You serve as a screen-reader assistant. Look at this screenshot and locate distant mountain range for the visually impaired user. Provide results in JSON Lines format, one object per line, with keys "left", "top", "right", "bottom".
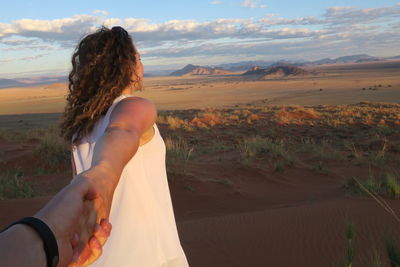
{"left": 308, "top": 54, "right": 381, "bottom": 65}
{"left": 216, "top": 61, "right": 276, "bottom": 71}
{"left": 243, "top": 65, "right": 313, "bottom": 79}
{"left": 216, "top": 54, "right": 387, "bottom": 72}
{"left": 1, "top": 54, "right": 399, "bottom": 87}
{"left": 170, "top": 64, "right": 234, "bottom": 76}
{"left": 169, "top": 54, "right": 400, "bottom": 76}
{"left": 0, "top": 79, "right": 27, "bottom": 89}
{"left": 0, "top": 76, "right": 67, "bottom": 89}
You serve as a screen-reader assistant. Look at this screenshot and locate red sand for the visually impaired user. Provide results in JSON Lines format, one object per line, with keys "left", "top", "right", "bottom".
{"left": 1, "top": 192, "right": 399, "bottom": 266}
{"left": 1, "top": 167, "right": 399, "bottom": 266}
{"left": 1, "top": 122, "right": 400, "bottom": 266}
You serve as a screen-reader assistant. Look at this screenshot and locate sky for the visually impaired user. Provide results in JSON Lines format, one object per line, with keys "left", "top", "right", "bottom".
{"left": 0, "top": 0, "right": 399, "bottom": 78}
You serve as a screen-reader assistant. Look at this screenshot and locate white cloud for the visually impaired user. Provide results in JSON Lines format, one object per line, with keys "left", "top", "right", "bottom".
{"left": 0, "top": 37, "right": 55, "bottom": 51}
{"left": 323, "top": 5, "right": 400, "bottom": 24}
{"left": 211, "top": 0, "right": 222, "bottom": 5}
{"left": 0, "top": 58, "right": 14, "bottom": 63}
{"left": 242, "top": 0, "right": 257, "bottom": 8}
{"left": 261, "top": 14, "right": 321, "bottom": 25}
{"left": 242, "top": 0, "right": 266, "bottom": 9}
{"left": 103, "top": 18, "right": 122, "bottom": 27}
{"left": 0, "top": 53, "right": 49, "bottom": 63}
{"left": 93, "top": 10, "right": 109, "bottom": 16}
{"left": 0, "top": 3, "right": 399, "bottom": 65}
{"left": 0, "top": 14, "right": 102, "bottom": 47}
{"left": 1, "top": 4, "right": 397, "bottom": 45}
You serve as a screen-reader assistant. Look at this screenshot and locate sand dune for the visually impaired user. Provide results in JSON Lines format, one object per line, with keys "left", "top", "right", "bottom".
{"left": 179, "top": 199, "right": 400, "bottom": 267}
{"left": 1, "top": 191, "right": 398, "bottom": 266}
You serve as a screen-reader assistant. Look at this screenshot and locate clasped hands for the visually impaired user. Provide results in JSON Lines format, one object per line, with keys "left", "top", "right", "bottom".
{"left": 35, "top": 168, "right": 114, "bottom": 267}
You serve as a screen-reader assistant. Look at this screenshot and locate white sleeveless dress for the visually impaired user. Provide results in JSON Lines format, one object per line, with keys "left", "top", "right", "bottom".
{"left": 72, "top": 95, "right": 189, "bottom": 267}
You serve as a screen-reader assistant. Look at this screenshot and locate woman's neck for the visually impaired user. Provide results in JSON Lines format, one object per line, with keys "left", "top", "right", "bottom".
{"left": 121, "top": 88, "right": 133, "bottom": 96}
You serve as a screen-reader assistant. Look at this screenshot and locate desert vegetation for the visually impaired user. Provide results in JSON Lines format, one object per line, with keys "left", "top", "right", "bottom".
{"left": 2, "top": 101, "right": 400, "bottom": 198}
{"left": 1, "top": 101, "right": 400, "bottom": 265}
{"left": 334, "top": 218, "right": 400, "bottom": 267}
{"left": 0, "top": 126, "right": 70, "bottom": 198}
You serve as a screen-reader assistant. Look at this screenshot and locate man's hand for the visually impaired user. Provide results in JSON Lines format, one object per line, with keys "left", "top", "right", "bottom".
{"left": 72, "top": 166, "right": 116, "bottom": 227}
{"left": 35, "top": 173, "right": 111, "bottom": 267}
{"left": 69, "top": 219, "right": 112, "bottom": 267}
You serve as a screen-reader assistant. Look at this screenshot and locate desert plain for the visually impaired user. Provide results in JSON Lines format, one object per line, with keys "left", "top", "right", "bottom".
{"left": 1, "top": 60, "right": 400, "bottom": 266}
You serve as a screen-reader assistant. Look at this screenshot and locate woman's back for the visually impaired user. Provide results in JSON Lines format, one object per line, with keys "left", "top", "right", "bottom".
{"left": 73, "top": 95, "right": 189, "bottom": 266}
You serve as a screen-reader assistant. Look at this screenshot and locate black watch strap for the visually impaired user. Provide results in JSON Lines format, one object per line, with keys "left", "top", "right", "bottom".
{"left": 1, "top": 217, "right": 59, "bottom": 267}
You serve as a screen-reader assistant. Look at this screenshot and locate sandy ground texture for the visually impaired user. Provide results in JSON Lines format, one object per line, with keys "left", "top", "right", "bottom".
{"left": 1, "top": 102, "right": 400, "bottom": 266}
{"left": 1, "top": 183, "right": 400, "bottom": 267}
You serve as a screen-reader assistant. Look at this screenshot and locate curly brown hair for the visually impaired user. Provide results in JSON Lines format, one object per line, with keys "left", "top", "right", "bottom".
{"left": 61, "top": 26, "right": 140, "bottom": 144}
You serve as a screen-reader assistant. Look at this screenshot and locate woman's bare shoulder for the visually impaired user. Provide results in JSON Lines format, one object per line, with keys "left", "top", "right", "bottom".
{"left": 109, "top": 96, "right": 157, "bottom": 132}
{"left": 120, "top": 96, "right": 155, "bottom": 107}
{"left": 114, "top": 97, "right": 156, "bottom": 115}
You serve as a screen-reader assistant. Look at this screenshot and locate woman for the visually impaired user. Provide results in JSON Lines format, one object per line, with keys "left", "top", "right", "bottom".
{"left": 61, "top": 26, "right": 189, "bottom": 267}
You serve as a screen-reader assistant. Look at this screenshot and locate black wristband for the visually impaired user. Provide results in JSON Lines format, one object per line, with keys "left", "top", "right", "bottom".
{"left": 1, "top": 217, "right": 59, "bottom": 267}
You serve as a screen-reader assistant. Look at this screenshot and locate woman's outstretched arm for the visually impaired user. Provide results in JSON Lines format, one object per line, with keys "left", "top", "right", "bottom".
{"left": 79, "top": 97, "right": 157, "bottom": 221}
{"left": 69, "top": 97, "right": 156, "bottom": 265}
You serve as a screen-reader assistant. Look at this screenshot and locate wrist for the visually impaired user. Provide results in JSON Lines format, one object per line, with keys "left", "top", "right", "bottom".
{"left": 84, "top": 163, "right": 119, "bottom": 189}
{"left": 2, "top": 224, "right": 47, "bottom": 267}
{"left": 76, "top": 166, "right": 118, "bottom": 209}
{"left": 19, "top": 224, "right": 47, "bottom": 266}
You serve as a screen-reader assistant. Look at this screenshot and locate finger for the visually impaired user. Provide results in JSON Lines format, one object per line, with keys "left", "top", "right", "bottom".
{"left": 93, "top": 198, "right": 108, "bottom": 222}
{"left": 69, "top": 249, "right": 79, "bottom": 267}
{"left": 73, "top": 243, "right": 92, "bottom": 267}
{"left": 86, "top": 201, "right": 98, "bottom": 227}
{"left": 71, "top": 174, "right": 101, "bottom": 202}
{"left": 100, "top": 219, "right": 112, "bottom": 236}
{"left": 71, "top": 176, "right": 96, "bottom": 200}
{"left": 93, "top": 224, "right": 108, "bottom": 246}
{"left": 71, "top": 232, "right": 80, "bottom": 249}
{"left": 84, "top": 185, "right": 99, "bottom": 201}
{"left": 81, "top": 237, "right": 103, "bottom": 267}
{"left": 93, "top": 225, "right": 108, "bottom": 246}
{"left": 69, "top": 243, "right": 90, "bottom": 267}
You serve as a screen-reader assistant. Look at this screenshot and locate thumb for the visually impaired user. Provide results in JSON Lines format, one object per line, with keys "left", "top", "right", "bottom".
{"left": 72, "top": 176, "right": 99, "bottom": 201}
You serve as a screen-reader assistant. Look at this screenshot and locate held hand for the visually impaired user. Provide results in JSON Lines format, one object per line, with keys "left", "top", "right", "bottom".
{"left": 72, "top": 167, "right": 116, "bottom": 226}
{"left": 69, "top": 219, "right": 112, "bottom": 267}
{"left": 35, "top": 173, "right": 111, "bottom": 267}
{"left": 68, "top": 200, "right": 112, "bottom": 267}
{"left": 67, "top": 169, "right": 114, "bottom": 266}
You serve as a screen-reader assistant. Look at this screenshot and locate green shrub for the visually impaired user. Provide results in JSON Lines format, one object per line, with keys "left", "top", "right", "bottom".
{"left": 344, "top": 220, "right": 355, "bottom": 267}
{"left": 370, "top": 249, "right": 383, "bottom": 267}
{"left": 385, "top": 174, "right": 400, "bottom": 199}
{"left": 385, "top": 238, "right": 400, "bottom": 267}
{"left": 344, "top": 174, "right": 382, "bottom": 197}
{"left": 0, "top": 170, "right": 34, "bottom": 199}
{"left": 34, "top": 128, "right": 69, "bottom": 166}
{"left": 238, "top": 136, "right": 286, "bottom": 161}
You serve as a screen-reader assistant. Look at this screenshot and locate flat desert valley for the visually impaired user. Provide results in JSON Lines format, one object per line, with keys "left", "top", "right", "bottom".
{"left": 1, "top": 60, "right": 400, "bottom": 116}
{"left": 1, "top": 60, "right": 400, "bottom": 266}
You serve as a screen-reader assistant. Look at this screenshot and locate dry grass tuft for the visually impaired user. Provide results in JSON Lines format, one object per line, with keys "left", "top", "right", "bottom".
{"left": 165, "top": 136, "right": 194, "bottom": 175}
{"left": 273, "top": 106, "right": 320, "bottom": 124}
{"left": 33, "top": 127, "right": 70, "bottom": 166}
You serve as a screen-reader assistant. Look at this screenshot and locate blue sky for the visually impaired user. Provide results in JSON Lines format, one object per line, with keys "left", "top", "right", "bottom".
{"left": 2, "top": 0, "right": 397, "bottom": 23}
{"left": 1, "top": 0, "right": 399, "bottom": 77}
